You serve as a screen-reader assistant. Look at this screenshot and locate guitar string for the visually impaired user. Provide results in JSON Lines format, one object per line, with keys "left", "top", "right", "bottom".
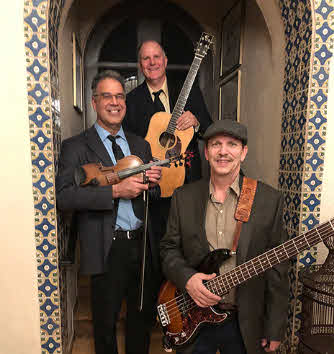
{"left": 164, "top": 227, "right": 334, "bottom": 322}
{"left": 161, "top": 224, "right": 334, "bottom": 321}
{"left": 163, "top": 226, "right": 333, "bottom": 319}
{"left": 163, "top": 227, "right": 333, "bottom": 321}
{"left": 161, "top": 222, "right": 332, "bottom": 311}
{"left": 167, "top": 59, "right": 201, "bottom": 133}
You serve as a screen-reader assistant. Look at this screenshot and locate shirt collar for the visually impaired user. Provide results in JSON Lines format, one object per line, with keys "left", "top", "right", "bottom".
{"left": 146, "top": 77, "right": 168, "bottom": 97}
{"left": 94, "top": 122, "right": 126, "bottom": 142}
{"left": 209, "top": 175, "right": 240, "bottom": 202}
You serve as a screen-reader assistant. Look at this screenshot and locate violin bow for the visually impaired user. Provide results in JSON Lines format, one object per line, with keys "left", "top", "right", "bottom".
{"left": 138, "top": 171, "right": 149, "bottom": 311}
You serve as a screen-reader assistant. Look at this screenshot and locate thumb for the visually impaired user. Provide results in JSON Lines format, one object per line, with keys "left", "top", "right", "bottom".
{"left": 201, "top": 273, "right": 216, "bottom": 280}
{"left": 261, "top": 338, "right": 267, "bottom": 347}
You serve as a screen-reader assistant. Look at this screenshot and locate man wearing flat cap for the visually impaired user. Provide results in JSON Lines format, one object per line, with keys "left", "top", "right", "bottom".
{"left": 160, "top": 120, "right": 289, "bottom": 354}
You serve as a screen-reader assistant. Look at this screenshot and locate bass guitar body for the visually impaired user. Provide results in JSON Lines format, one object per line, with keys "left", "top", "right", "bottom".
{"left": 145, "top": 111, "right": 193, "bottom": 198}
{"left": 158, "top": 281, "right": 230, "bottom": 350}
{"left": 157, "top": 249, "right": 233, "bottom": 350}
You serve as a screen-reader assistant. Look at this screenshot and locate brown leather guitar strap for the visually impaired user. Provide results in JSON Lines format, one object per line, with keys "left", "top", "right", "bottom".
{"left": 231, "top": 177, "right": 257, "bottom": 253}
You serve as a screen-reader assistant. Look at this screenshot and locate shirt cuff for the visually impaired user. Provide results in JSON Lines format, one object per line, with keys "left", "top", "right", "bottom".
{"left": 194, "top": 122, "right": 200, "bottom": 133}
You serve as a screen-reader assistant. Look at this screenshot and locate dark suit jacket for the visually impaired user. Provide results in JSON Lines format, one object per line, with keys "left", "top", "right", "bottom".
{"left": 160, "top": 177, "right": 289, "bottom": 354}
{"left": 56, "top": 126, "right": 160, "bottom": 275}
{"left": 123, "top": 78, "right": 212, "bottom": 183}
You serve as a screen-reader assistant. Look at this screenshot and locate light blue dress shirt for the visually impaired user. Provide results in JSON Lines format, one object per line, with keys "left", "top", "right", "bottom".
{"left": 94, "top": 122, "right": 142, "bottom": 230}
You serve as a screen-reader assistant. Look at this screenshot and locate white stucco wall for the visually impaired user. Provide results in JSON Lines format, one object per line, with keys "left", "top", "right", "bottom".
{"left": 0, "top": 1, "right": 40, "bottom": 353}
{"left": 241, "top": 0, "right": 284, "bottom": 188}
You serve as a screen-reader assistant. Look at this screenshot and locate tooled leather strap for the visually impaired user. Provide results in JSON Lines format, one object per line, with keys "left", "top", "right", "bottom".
{"left": 231, "top": 177, "right": 257, "bottom": 252}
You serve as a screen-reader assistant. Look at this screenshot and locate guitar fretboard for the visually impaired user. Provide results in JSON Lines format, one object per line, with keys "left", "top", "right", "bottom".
{"left": 166, "top": 57, "right": 203, "bottom": 134}
{"left": 205, "top": 218, "right": 334, "bottom": 297}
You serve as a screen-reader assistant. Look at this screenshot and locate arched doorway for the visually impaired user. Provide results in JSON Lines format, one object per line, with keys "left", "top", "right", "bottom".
{"left": 21, "top": 0, "right": 334, "bottom": 352}
{"left": 84, "top": 0, "right": 214, "bottom": 128}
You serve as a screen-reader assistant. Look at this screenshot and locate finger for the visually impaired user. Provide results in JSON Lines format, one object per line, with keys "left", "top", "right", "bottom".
{"left": 130, "top": 175, "right": 144, "bottom": 182}
{"left": 146, "top": 169, "right": 161, "bottom": 177}
{"left": 200, "top": 273, "right": 216, "bottom": 279}
{"left": 261, "top": 339, "right": 267, "bottom": 347}
{"left": 193, "top": 298, "right": 209, "bottom": 308}
{"left": 200, "top": 288, "right": 221, "bottom": 302}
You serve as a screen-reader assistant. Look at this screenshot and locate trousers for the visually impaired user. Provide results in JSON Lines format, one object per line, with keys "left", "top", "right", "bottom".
{"left": 91, "top": 238, "right": 160, "bottom": 354}
{"left": 176, "top": 315, "right": 247, "bottom": 354}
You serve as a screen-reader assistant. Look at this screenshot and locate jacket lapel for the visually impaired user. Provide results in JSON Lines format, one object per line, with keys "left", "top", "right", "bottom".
{"left": 125, "top": 131, "right": 139, "bottom": 156}
{"left": 141, "top": 82, "right": 156, "bottom": 116}
{"left": 196, "top": 179, "right": 211, "bottom": 252}
{"left": 85, "top": 126, "right": 113, "bottom": 165}
{"left": 167, "top": 78, "right": 180, "bottom": 111}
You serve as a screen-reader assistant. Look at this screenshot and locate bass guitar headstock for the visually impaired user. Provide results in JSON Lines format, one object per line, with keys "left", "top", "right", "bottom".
{"left": 195, "top": 32, "right": 214, "bottom": 59}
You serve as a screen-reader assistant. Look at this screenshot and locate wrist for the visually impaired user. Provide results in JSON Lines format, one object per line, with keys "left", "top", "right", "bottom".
{"left": 112, "top": 184, "right": 120, "bottom": 198}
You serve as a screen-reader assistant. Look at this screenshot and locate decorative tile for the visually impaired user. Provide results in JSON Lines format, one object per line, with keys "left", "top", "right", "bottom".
{"left": 22, "top": 0, "right": 334, "bottom": 353}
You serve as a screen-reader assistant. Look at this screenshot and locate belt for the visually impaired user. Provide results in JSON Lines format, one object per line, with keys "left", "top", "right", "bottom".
{"left": 113, "top": 227, "right": 143, "bottom": 241}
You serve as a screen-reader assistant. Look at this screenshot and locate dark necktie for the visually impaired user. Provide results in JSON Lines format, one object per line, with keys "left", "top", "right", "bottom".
{"left": 152, "top": 89, "right": 166, "bottom": 113}
{"left": 107, "top": 135, "right": 124, "bottom": 161}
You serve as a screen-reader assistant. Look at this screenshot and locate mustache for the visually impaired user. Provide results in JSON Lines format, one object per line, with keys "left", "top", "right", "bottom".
{"left": 214, "top": 153, "right": 232, "bottom": 162}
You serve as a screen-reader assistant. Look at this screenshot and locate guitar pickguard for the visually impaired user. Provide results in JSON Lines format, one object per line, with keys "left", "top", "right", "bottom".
{"left": 163, "top": 301, "right": 231, "bottom": 349}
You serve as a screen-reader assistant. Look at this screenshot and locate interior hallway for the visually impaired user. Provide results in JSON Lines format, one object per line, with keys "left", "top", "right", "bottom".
{"left": 71, "top": 275, "right": 166, "bottom": 354}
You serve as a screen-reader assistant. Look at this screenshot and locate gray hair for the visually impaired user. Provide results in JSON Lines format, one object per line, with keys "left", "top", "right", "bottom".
{"left": 91, "top": 70, "right": 125, "bottom": 94}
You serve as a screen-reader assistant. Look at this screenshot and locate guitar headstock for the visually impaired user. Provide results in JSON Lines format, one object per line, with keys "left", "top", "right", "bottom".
{"left": 195, "top": 32, "right": 214, "bottom": 59}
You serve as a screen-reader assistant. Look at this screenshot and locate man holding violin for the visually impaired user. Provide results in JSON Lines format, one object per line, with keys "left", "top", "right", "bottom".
{"left": 56, "top": 70, "right": 162, "bottom": 354}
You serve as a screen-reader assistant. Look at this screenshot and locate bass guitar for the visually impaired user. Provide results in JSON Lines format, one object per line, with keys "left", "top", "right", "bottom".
{"left": 145, "top": 32, "right": 214, "bottom": 198}
{"left": 74, "top": 154, "right": 185, "bottom": 187}
{"left": 157, "top": 218, "right": 334, "bottom": 351}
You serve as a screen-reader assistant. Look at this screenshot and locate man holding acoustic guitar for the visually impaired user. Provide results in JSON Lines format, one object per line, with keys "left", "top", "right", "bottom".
{"left": 123, "top": 39, "right": 212, "bottom": 241}
{"left": 56, "top": 70, "right": 163, "bottom": 354}
{"left": 160, "top": 120, "right": 289, "bottom": 353}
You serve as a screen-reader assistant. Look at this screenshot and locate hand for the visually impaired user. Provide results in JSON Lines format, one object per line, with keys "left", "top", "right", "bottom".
{"left": 145, "top": 164, "right": 162, "bottom": 187}
{"left": 176, "top": 111, "right": 199, "bottom": 131}
{"left": 185, "top": 273, "right": 221, "bottom": 308}
{"left": 112, "top": 175, "right": 148, "bottom": 199}
{"left": 261, "top": 339, "right": 281, "bottom": 352}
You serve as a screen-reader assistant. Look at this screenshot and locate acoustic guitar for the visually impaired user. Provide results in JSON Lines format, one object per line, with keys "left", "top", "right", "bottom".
{"left": 145, "top": 33, "right": 214, "bottom": 198}
{"left": 157, "top": 218, "right": 334, "bottom": 351}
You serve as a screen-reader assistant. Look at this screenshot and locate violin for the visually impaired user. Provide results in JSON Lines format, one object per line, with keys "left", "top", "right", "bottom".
{"left": 74, "top": 154, "right": 185, "bottom": 187}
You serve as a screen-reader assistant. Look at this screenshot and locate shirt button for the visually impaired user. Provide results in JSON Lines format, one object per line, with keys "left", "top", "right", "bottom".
{"left": 220, "top": 210, "right": 223, "bottom": 214}
{"left": 218, "top": 231, "right": 222, "bottom": 235}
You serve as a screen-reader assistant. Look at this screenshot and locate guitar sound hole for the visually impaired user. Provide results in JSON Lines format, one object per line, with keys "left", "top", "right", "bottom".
{"left": 160, "top": 132, "right": 175, "bottom": 149}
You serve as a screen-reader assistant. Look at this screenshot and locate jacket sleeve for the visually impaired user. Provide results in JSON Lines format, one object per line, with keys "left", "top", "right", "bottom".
{"left": 187, "top": 81, "right": 212, "bottom": 136}
{"left": 140, "top": 138, "right": 161, "bottom": 201}
{"left": 56, "top": 139, "right": 115, "bottom": 212}
{"left": 160, "top": 190, "right": 197, "bottom": 290}
{"left": 263, "top": 193, "right": 289, "bottom": 341}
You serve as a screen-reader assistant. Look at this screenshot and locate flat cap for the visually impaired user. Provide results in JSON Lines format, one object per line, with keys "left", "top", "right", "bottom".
{"left": 203, "top": 119, "right": 248, "bottom": 145}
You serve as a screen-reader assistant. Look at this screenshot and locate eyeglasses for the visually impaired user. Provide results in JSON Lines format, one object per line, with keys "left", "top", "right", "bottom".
{"left": 93, "top": 92, "right": 126, "bottom": 101}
